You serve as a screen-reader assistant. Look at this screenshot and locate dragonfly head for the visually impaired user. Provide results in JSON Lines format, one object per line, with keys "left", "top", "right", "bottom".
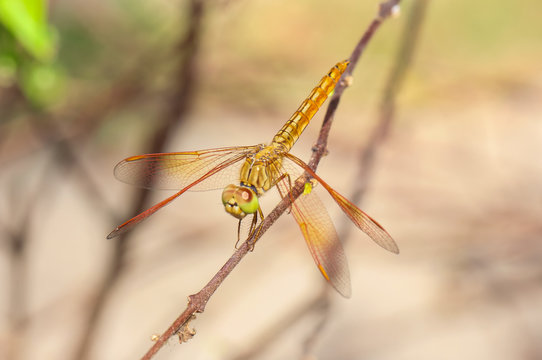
{"left": 221, "top": 184, "right": 259, "bottom": 219}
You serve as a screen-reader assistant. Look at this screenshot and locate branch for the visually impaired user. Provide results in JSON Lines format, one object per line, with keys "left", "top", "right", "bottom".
{"left": 73, "top": 1, "right": 206, "bottom": 359}
{"left": 229, "top": 1, "right": 424, "bottom": 358}
{"left": 232, "top": 288, "right": 329, "bottom": 360}
{"left": 2, "top": 154, "right": 61, "bottom": 360}
{"left": 141, "top": 1, "right": 402, "bottom": 359}
{"left": 348, "top": 0, "right": 427, "bottom": 210}
{"left": 302, "top": 0, "right": 427, "bottom": 357}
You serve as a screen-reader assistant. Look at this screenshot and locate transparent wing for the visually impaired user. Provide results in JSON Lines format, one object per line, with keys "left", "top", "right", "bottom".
{"left": 113, "top": 145, "right": 262, "bottom": 191}
{"left": 277, "top": 177, "right": 351, "bottom": 298}
{"left": 107, "top": 147, "right": 257, "bottom": 239}
{"left": 282, "top": 153, "right": 399, "bottom": 254}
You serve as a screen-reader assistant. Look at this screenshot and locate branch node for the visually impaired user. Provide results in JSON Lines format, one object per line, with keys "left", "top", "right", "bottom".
{"left": 188, "top": 293, "right": 207, "bottom": 313}
{"left": 341, "top": 75, "right": 354, "bottom": 88}
{"left": 391, "top": 4, "right": 401, "bottom": 18}
{"left": 311, "top": 144, "right": 329, "bottom": 158}
{"left": 378, "top": 0, "right": 400, "bottom": 20}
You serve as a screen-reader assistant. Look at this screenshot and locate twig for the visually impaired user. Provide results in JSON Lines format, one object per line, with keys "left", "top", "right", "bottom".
{"left": 232, "top": 288, "right": 329, "bottom": 360}
{"left": 2, "top": 155, "right": 59, "bottom": 360}
{"left": 72, "top": 1, "right": 206, "bottom": 359}
{"left": 0, "top": 70, "right": 144, "bottom": 166}
{"left": 229, "top": 0, "right": 418, "bottom": 357}
{"left": 302, "top": 0, "right": 427, "bottom": 358}
{"left": 23, "top": 113, "right": 120, "bottom": 221}
{"left": 141, "top": 1, "right": 402, "bottom": 359}
{"left": 347, "top": 0, "right": 427, "bottom": 211}
{"left": 0, "top": 18, "right": 177, "bottom": 167}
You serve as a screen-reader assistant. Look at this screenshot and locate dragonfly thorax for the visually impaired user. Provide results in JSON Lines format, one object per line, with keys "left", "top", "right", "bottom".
{"left": 239, "top": 145, "right": 284, "bottom": 195}
{"left": 221, "top": 184, "right": 259, "bottom": 219}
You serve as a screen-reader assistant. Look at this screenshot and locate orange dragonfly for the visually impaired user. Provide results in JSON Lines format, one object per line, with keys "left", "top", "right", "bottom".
{"left": 108, "top": 60, "right": 399, "bottom": 297}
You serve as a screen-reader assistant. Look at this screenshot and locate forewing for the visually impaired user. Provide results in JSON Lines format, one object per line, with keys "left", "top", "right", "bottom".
{"left": 277, "top": 178, "right": 351, "bottom": 298}
{"left": 108, "top": 148, "right": 251, "bottom": 238}
{"left": 283, "top": 153, "right": 399, "bottom": 254}
{"left": 113, "top": 145, "right": 261, "bottom": 191}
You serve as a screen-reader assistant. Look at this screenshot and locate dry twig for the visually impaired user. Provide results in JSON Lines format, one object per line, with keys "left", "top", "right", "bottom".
{"left": 2, "top": 154, "right": 61, "bottom": 360}
{"left": 301, "top": 1, "right": 428, "bottom": 357}
{"left": 72, "top": 1, "right": 206, "bottom": 359}
{"left": 141, "top": 1, "right": 403, "bottom": 359}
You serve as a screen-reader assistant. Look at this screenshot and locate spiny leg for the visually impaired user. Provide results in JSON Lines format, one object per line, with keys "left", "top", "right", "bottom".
{"left": 235, "top": 218, "right": 243, "bottom": 249}
{"left": 234, "top": 207, "right": 264, "bottom": 250}
{"left": 274, "top": 172, "right": 295, "bottom": 214}
{"left": 247, "top": 207, "right": 266, "bottom": 251}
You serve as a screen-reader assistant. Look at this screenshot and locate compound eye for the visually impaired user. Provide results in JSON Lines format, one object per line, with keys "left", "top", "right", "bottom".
{"left": 222, "top": 184, "right": 237, "bottom": 204}
{"left": 237, "top": 187, "right": 259, "bottom": 214}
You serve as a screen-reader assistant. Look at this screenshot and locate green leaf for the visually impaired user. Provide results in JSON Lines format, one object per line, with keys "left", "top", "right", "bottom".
{"left": 0, "top": 0, "right": 56, "bottom": 61}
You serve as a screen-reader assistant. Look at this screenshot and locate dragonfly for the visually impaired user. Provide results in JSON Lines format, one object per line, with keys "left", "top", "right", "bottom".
{"left": 107, "top": 60, "right": 399, "bottom": 297}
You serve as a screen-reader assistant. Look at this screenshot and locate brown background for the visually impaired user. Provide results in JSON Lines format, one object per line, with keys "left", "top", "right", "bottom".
{"left": 1, "top": 0, "right": 541, "bottom": 359}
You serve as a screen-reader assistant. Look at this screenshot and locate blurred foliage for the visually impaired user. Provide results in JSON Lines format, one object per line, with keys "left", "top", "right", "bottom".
{"left": 2, "top": 0, "right": 540, "bottom": 115}
{"left": 0, "top": 0, "right": 55, "bottom": 60}
{"left": 0, "top": 0, "right": 63, "bottom": 107}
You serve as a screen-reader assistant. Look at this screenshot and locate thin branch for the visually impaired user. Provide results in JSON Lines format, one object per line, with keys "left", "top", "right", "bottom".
{"left": 22, "top": 113, "right": 120, "bottom": 222}
{"left": 309, "top": 0, "right": 400, "bottom": 168}
{"left": 72, "top": 1, "right": 206, "bottom": 359}
{"left": 232, "top": 288, "right": 329, "bottom": 360}
{"left": 0, "top": 18, "right": 178, "bottom": 167}
{"left": 2, "top": 155, "right": 59, "bottom": 360}
{"left": 348, "top": 0, "right": 427, "bottom": 210}
{"left": 141, "top": 1, "right": 402, "bottom": 359}
{"left": 302, "top": 1, "right": 428, "bottom": 357}
{"left": 0, "top": 69, "right": 144, "bottom": 166}
{"left": 227, "top": 1, "right": 422, "bottom": 358}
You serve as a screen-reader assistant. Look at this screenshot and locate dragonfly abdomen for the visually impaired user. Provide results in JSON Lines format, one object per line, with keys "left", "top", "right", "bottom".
{"left": 271, "top": 60, "right": 349, "bottom": 152}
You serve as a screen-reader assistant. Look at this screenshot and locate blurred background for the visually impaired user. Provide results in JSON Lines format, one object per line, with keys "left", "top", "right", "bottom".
{"left": 1, "top": 0, "right": 541, "bottom": 359}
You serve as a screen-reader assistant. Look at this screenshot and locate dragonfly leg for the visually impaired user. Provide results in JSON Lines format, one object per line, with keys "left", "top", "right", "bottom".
{"left": 275, "top": 173, "right": 295, "bottom": 214}
{"left": 246, "top": 207, "right": 266, "bottom": 251}
{"left": 247, "top": 214, "right": 258, "bottom": 252}
{"left": 235, "top": 219, "right": 243, "bottom": 249}
{"left": 234, "top": 209, "right": 263, "bottom": 251}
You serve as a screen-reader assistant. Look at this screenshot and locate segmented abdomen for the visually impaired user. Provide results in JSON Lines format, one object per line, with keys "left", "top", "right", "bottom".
{"left": 271, "top": 60, "right": 349, "bottom": 152}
